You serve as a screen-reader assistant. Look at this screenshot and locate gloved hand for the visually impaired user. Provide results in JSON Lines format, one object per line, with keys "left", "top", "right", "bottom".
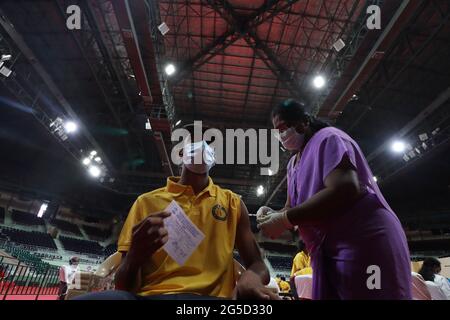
{"left": 257, "top": 210, "right": 294, "bottom": 239}
{"left": 256, "top": 206, "right": 275, "bottom": 224}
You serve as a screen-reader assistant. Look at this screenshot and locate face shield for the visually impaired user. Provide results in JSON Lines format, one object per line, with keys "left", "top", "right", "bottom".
{"left": 182, "top": 140, "right": 216, "bottom": 174}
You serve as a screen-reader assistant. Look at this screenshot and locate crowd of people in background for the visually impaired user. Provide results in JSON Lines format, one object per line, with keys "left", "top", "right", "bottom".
{"left": 276, "top": 241, "right": 450, "bottom": 300}
{"left": 418, "top": 257, "right": 450, "bottom": 299}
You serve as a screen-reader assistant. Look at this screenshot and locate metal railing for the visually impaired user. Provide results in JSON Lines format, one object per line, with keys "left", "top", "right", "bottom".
{"left": 0, "top": 256, "right": 60, "bottom": 300}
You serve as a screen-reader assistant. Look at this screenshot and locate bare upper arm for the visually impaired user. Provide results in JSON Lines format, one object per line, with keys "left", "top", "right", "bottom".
{"left": 324, "top": 156, "right": 360, "bottom": 195}
{"left": 285, "top": 193, "right": 291, "bottom": 209}
{"left": 235, "top": 199, "right": 264, "bottom": 269}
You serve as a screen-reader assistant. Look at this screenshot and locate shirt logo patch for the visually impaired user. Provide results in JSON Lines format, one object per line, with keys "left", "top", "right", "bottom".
{"left": 211, "top": 204, "right": 228, "bottom": 221}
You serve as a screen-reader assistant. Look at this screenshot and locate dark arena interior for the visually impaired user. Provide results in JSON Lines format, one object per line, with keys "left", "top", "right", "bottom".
{"left": 0, "top": 0, "right": 449, "bottom": 302}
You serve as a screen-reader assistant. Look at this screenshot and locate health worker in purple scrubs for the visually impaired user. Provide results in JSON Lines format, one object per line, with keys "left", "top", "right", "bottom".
{"left": 257, "top": 99, "right": 412, "bottom": 300}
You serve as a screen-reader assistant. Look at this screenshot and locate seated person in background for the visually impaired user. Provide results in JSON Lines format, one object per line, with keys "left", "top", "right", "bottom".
{"left": 290, "top": 240, "right": 312, "bottom": 277}
{"left": 419, "top": 257, "right": 450, "bottom": 300}
{"left": 278, "top": 276, "right": 291, "bottom": 293}
{"left": 58, "top": 256, "right": 79, "bottom": 300}
{"left": 290, "top": 241, "right": 312, "bottom": 299}
{"left": 75, "top": 127, "right": 277, "bottom": 300}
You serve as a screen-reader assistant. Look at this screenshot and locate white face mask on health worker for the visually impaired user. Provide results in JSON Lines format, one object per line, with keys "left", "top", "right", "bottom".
{"left": 277, "top": 127, "right": 305, "bottom": 151}
{"left": 182, "top": 140, "right": 216, "bottom": 174}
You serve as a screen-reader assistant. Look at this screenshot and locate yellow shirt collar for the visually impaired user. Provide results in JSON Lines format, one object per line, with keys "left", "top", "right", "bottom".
{"left": 166, "top": 176, "right": 217, "bottom": 197}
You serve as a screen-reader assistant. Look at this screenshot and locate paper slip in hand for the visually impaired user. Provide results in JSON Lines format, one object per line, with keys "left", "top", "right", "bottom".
{"left": 162, "top": 200, "right": 205, "bottom": 266}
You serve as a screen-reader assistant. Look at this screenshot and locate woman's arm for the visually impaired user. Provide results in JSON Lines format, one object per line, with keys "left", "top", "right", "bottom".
{"left": 286, "top": 157, "right": 362, "bottom": 225}
{"left": 282, "top": 193, "right": 291, "bottom": 211}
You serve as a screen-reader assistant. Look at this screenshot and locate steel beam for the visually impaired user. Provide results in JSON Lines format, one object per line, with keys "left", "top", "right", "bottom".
{"left": 326, "top": 0, "right": 426, "bottom": 118}
{"left": 0, "top": 7, "right": 113, "bottom": 169}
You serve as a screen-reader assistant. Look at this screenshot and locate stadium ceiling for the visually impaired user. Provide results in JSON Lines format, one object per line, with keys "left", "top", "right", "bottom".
{"left": 0, "top": 1, "right": 449, "bottom": 226}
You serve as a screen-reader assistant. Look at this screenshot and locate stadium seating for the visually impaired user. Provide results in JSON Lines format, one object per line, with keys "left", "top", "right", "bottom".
{"left": 49, "top": 219, "right": 82, "bottom": 236}
{"left": 1, "top": 227, "right": 57, "bottom": 250}
{"left": 260, "top": 242, "right": 297, "bottom": 255}
{"left": 0, "top": 241, "right": 52, "bottom": 274}
{"left": 0, "top": 232, "right": 7, "bottom": 241}
{"left": 32, "top": 252, "right": 62, "bottom": 261}
{"left": 104, "top": 243, "right": 117, "bottom": 257}
{"left": 267, "top": 255, "right": 293, "bottom": 271}
{"left": 59, "top": 236, "right": 104, "bottom": 256}
{"left": 83, "top": 225, "right": 111, "bottom": 240}
{"left": 84, "top": 217, "right": 100, "bottom": 223}
{"left": 11, "top": 209, "right": 45, "bottom": 226}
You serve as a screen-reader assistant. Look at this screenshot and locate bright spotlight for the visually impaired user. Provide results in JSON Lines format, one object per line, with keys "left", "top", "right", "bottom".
{"left": 145, "top": 119, "right": 152, "bottom": 130}
{"left": 158, "top": 22, "right": 170, "bottom": 36}
{"left": 256, "top": 185, "right": 265, "bottom": 196}
{"left": 37, "top": 203, "right": 48, "bottom": 218}
{"left": 175, "top": 120, "right": 182, "bottom": 126}
{"left": 165, "top": 63, "right": 176, "bottom": 76}
{"left": 373, "top": 176, "right": 378, "bottom": 183}
{"left": 64, "top": 121, "right": 78, "bottom": 133}
{"left": 90, "top": 150, "right": 97, "bottom": 156}
{"left": 391, "top": 140, "right": 406, "bottom": 153}
{"left": 313, "top": 75, "right": 326, "bottom": 89}
{"left": 1, "top": 54, "right": 12, "bottom": 62}
{"left": 419, "top": 133, "right": 428, "bottom": 141}
{"left": 94, "top": 157, "right": 102, "bottom": 163}
{"left": 268, "top": 169, "right": 274, "bottom": 176}
{"left": 88, "top": 165, "right": 101, "bottom": 178}
{"left": 0, "top": 66, "right": 12, "bottom": 77}
{"left": 82, "top": 158, "right": 91, "bottom": 166}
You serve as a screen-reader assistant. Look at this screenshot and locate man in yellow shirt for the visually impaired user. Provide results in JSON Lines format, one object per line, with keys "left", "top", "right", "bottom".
{"left": 291, "top": 250, "right": 312, "bottom": 277}
{"left": 290, "top": 240, "right": 312, "bottom": 299}
{"left": 75, "top": 130, "right": 277, "bottom": 300}
{"left": 278, "top": 276, "right": 291, "bottom": 293}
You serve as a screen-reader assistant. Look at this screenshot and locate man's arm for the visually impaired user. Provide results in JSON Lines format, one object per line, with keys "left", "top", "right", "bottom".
{"left": 234, "top": 200, "right": 278, "bottom": 300}
{"left": 114, "top": 212, "right": 170, "bottom": 292}
{"left": 235, "top": 199, "right": 269, "bottom": 285}
{"left": 114, "top": 252, "right": 142, "bottom": 293}
{"left": 290, "top": 254, "right": 297, "bottom": 280}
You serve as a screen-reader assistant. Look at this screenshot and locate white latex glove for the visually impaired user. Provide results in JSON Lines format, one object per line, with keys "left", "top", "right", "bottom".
{"left": 257, "top": 210, "right": 294, "bottom": 239}
{"left": 256, "top": 206, "right": 275, "bottom": 224}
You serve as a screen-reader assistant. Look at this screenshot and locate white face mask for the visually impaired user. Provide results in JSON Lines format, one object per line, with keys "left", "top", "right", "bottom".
{"left": 278, "top": 127, "right": 305, "bottom": 151}
{"left": 182, "top": 141, "right": 215, "bottom": 174}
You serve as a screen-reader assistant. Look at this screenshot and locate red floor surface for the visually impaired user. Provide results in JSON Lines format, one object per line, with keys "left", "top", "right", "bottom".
{"left": 1, "top": 284, "right": 58, "bottom": 300}
{"left": 0, "top": 294, "right": 58, "bottom": 300}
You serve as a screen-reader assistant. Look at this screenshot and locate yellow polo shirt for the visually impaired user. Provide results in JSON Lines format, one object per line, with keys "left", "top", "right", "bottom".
{"left": 118, "top": 176, "right": 241, "bottom": 298}
{"left": 291, "top": 251, "right": 312, "bottom": 277}
{"left": 279, "top": 280, "right": 291, "bottom": 293}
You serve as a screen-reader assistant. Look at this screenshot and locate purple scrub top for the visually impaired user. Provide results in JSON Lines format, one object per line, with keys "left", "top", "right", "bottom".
{"left": 287, "top": 127, "right": 411, "bottom": 299}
